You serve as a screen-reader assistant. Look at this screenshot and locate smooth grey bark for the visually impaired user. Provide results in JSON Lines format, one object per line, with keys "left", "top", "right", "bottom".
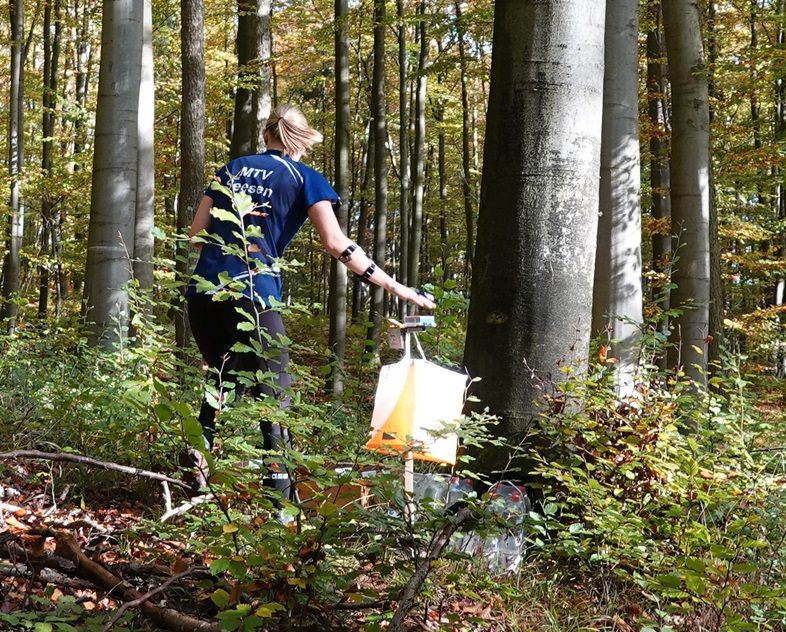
{"left": 328, "top": 0, "right": 351, "bottom": 396}
{"left": 83, "top": 0, "right": 144, "bottom": 348}
{"left": 407, "top": 0, "right": 428, "bottom": 308}
{"left": 2, "top": 0, "right": 25, "bottom": 333}
{"left": 367, "top": 0, "right": 389, "bottom": 356}
{"left": 175, "top": 0, "right": 206, "bottom": 353}
{"left": 230, "top": 0, "right": 272, "bottom": 158}
{"left": 592, "top": 0, "right": 643, "bottom": 393}
{"left": 646, "top": 1, "right": 672, "bottom": 324}
{"left": 463, "top": 0, "right": 606, "bottom": 453}
{"left": 133, "top": 0, "right": 155, "bottom": 294}
{"left": 662, "top": 0, "right": 712, "bottom": 383}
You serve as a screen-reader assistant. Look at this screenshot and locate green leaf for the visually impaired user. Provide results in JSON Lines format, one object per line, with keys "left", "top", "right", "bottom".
{"left": 211, "top": 588, "right": 231, "bottom": 609}
{"left": 685, "top": 572, "right": 705, "bottom": 595}
{"left": 655, "top": 574, "right": 682, "bottom": 589}
{"left": 684, "top": 557, "right": 706, "bottom": 573}
{"left": 210, "top": 558, "right": 231, "bottom": 574}
{"left": 256, "top": 603, "right": 286, "bottom": 618}
{"left": 154, "top": 403, "right": 173, "bottom": 423}
{"left": 211, "top": 207, "right": 242, "bottom": 226}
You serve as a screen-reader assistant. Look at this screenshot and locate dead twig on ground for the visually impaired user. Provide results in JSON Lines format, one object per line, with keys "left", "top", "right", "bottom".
{"left": 0, "top": 450, "right": 190, "bottom": 490}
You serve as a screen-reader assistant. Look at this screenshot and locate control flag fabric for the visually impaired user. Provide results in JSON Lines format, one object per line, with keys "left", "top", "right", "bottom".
{"left": 366, "top": 358, "right": 467, "bottom": 465}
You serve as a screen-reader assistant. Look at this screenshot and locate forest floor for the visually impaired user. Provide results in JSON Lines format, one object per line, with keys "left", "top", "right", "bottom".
{"left": 0, "top": 456, "right": 520, "bottom": 632}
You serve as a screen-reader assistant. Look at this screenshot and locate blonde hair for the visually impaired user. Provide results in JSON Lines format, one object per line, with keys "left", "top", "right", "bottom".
{"left": 265, "top": 104, "right": 323, "bottom": 159}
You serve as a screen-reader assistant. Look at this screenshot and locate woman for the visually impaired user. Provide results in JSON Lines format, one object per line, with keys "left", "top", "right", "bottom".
{"left": 186, "top": 104, "right": 434, "bottom": 499}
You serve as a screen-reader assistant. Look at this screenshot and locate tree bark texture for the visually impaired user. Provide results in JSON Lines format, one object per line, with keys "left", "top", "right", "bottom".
{"left": 134, "top": 0, "right": 155, "bottom": 294}
{"left": 83, "top": 0, "right": 144, "bottom": 347}
{"left": 592, "top": 0, "right": 643, "bottom": 393}
{"left": 646, "top": 1, "right": 672, "bottom": 317}
{"left": 328, "top": 0, "right": 351, "bottom": 396}
{"left": 464, "top": 0, "right": 606, "bottom": 445}
{"left": 2, "top": 0, "right": 26, "bottom": 333}
{"left": 367, "top": 0, "right": 389, "bottom": 355}
{"left": 230, "top": 0, "right": 272, "bottom": 159}
{"left": 176, "top": 0, "right": 206, "bottom": 354}
{"left": 662, "top": 0, "right": 712, "bottom": 383}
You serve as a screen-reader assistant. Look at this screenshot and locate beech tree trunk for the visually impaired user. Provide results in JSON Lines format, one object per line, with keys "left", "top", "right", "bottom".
{"left": 176, "top": 0, "right": 206, "bottom": 353}
{"left": 397, "top": 0, "right": 411, "bottom": 296}
{"left": 592, "top": 0, "right": 643, "bottom": 393}
{"left": 2, "top": 0, "right": 25, "bottom": 333}
{"left": 662, "top": 0, "right": 712, "bottom": 384}
{"left": 133, "top": 0, "right": 155, "bottom": 295}
{"left": 39, "top": 0, "right": 62, "bottom": 319}
{"left": 367, "top": 0, "right": 389, "bottom": 356}
{"left": 455, "top": 0, "right": 475, "bottom": 278}
{"left": 407, "top": 0, "right": 429, "bottom": 309}
{"left": 647, "top": 0, "right": 672, "bottom": 327}
{"left": 328, "top": 0, "right": 351, "bottom": 396}
{"left": 83, "top": 0, "right": 144, "bottom": 347}
{"left": 463, "top": 0, "right": 605, "bottom": 462}
{"left": 230, "top": 0, "right": 272, "bottom": 158}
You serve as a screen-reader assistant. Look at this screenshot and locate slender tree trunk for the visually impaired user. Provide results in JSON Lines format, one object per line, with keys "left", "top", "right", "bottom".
{"left": 647, "top": 0, "right": 672, "bottom": 330}
{"left": 328, "top": 0, "right": 351, "bottom": 396}
{"left": 707, "top": 1, "right": 723, "bottom": 371}
{"left": 39, "top": 0, "right": 61, "bottom": 319}
{"left": 133, "top": 0, "right": 155, "bottom": 297}
{"left": 463, "top": 0, "right": 605, "bottom": 466}
{"left": 775, "top": 0, "right": 786, "bottom": 376}
{"left": 2, "top": 0, "right": 25, "bottom": 333}
{"left": 352, "top": 121, "right": 374, "bottom": 323}
{"left": 407, "top": 0, "right": 428, "bottom": 308}
{"left": 230, "top": 0, "right": 272, "bottom": 158}
{"left": 662, "top": 0, "right": 712, "bottom": 384}
{"left": 367, "top": 0, "right": 389, "bottom": 356}
{"left": 176, "top": 0, "right": 206, "bottom": 354}
{"left": 455, "top": 0, "right": 475, "bottom": 281}
{"left": 397, "top": 0, "right": 411, "bottom": 298}
{"left": 592, "top": 0, "right": 643, "bottom": 394}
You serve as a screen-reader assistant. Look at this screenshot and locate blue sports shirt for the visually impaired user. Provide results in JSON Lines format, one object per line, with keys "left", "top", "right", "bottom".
{"left": 187, "top": 150, "right": 340, "bottom": 306}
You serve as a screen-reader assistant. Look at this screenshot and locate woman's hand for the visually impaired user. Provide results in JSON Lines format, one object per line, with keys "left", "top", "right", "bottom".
{"left": 392, "top": 283, "right": 436, "bottom": 310}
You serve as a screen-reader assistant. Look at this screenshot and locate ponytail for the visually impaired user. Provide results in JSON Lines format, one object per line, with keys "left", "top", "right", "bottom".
{"left": 265, "top": 105, "right": 323, "bottom": 159}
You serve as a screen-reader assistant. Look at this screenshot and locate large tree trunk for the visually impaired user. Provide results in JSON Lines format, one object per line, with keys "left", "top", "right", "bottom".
{"left": 230, "top": 0, "right": 272, "bottom": 158}
{"left": 366, "top": 0, "right": 389, "bottom": 356}
{"left": 2, "top": 0, "right": 25, "bottom": 334}
{"left": 133, "top": 0, "right": 155, "bottom": 296}
{"left": 463, "top": 0, "right": 605, "bottom": 468}
{"left": 175, "top": 0, "right": 206, "bottom": 354}
{"left": 592, "top": 0, "right": 643, "bottom": 394}
{"left": 83, "top": 0, "right": 144, "bottom": 348}
{"left": 328, "top": 0, "right": 351, "bottom": 396}
{"left": 662, "top": 0, "right": 712, "bottom": 384}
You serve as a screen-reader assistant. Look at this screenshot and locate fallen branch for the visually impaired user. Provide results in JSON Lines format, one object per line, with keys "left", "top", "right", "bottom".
{"left": 0, "top": 450, "right": 190, "bottom": 490}
{"left": 100, "top": 566, "right": 206, "bottom": 632}
{"left": 388, "top": 506, "right": 475, "bottom": 632}
{"left": 36, "top": 529, "right": 222, "bottom": 632}
{"left": 0, "top": 563, "right": 97, "bottom": 590}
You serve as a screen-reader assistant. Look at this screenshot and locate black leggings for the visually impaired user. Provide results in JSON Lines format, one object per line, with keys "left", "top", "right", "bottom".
{"left": 187, "top": 294, "right": 292, "bottom": 497}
